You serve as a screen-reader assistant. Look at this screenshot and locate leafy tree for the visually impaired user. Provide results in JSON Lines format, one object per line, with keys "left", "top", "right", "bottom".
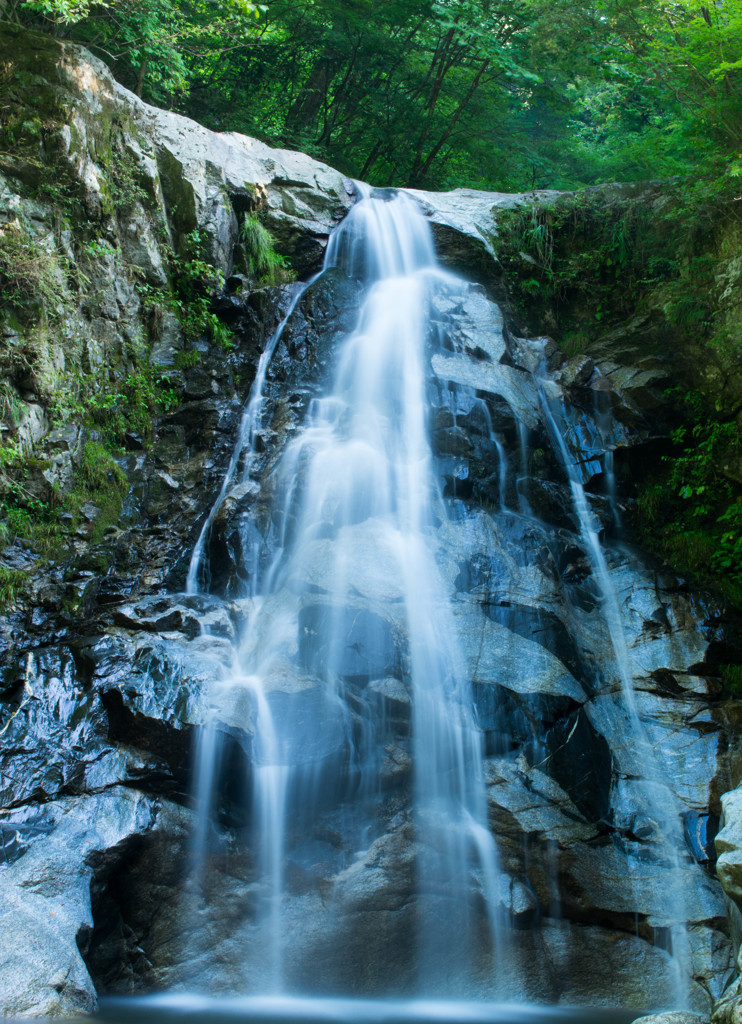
{"left": 8, "top": 0, "right": 742, "bottom": 189}
{"left": 15, "top": 0, "right": 263, "bottom": 101}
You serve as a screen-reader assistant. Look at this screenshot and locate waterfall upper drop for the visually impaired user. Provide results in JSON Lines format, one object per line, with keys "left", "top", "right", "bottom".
{"left": 180, "top": 186, "right": 732, "bottom": 1011}
{"left": 189, "top": 189, "right": 503, "bottom": 997}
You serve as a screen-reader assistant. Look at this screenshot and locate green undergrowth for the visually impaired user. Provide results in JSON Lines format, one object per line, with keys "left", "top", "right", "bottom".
{"left": 0, "top": 224, "right": 69, "bottom": 316}
{"left": 139, "top": 227, "right": 237, "bottom": 362}
{"left": 0, "top": 353, "right": 179, "bottom": 565}
{"left": 635, "top": 389, "right": 742, "bottom": 608}
{"left": 241, "top": 214, "right": 294, "bottom": 287}
{"left": 0, "top": 41, "right": 290, "bottom": 587}
{"left": 721, "top": 664, "right": 742, "bottom": 697}
{"left": 632, "top": 389, "right": 742, "bottom": 695}
{"left": 496, "top": 177, "right": 742, "bottom": 367}
{"left": 0, "top": 564, "right": 26, "bottom": 611}
{"left": 498, "top": 179, "right": 742, "bottom": 664}
{"left": 51, "top": 365, "right": 179, "bottom": 447}
{"left": 0, "top": 437, "right": 130, "bottom": 564}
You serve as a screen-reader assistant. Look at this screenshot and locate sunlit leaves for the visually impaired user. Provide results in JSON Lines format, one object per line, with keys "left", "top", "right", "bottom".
{"left": 15, "top": 0, "right": 742, "bottom": 188}
{"left": 21, "top": 0, "right": 101, "bottom": 22}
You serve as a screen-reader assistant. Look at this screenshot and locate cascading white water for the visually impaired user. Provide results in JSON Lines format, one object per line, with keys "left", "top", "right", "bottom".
{"left": 178, "top": 184, "right": 729, "bottom": 1015}
{"left": 536, "top": 377, "right": 695, "bottom": 1008}
{"left": 189, "top": 187, "right": 504, "bottom": 996}
{"left": 185, "top": 277, "right": 316, "bottom": 596}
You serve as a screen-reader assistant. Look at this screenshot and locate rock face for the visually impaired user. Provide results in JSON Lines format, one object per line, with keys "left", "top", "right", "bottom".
{"left": 708, "top": 788, "right": 742, "bottom": 1023}
{"left": 0, "top": 22, "right": 741, "bottom": 1021}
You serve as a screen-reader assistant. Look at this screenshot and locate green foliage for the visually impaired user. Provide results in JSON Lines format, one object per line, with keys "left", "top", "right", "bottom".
{"left": 0, "top": 564, "right": 26, "bottom": 610}
{"left": 635, "top": 390, "right": 742, "bottom": 602}
{"left": 496, "top": 192, "right": 649, "bottom": 333}
{"left": 19, "top": 0, "right": 264, "bottom": 102}
{"left": 11, "top": 0, "right": 742, "bottom": 189}
{"left": 721, "top": 664, "right": 742, "bottom": 696}
{"left": 0, "top": 442, "right": 61, "bottom": 555}
{"left": 51, "top": 365, "right": 179, "bottom": 446}
{"left": 0, "top": 382, "right": 23, "bottom": 428}
{"left": 82, "top": 238, "right": 119, "bottom": 259}
{"left": 173, "top": 348, "right": 201, "bottom": 370}
{"left": 140, "top": 228, "right": 235, "bottom": 350}
{"left": 241, "top": 214, "right": 293, "bottom": 287}
{"left": 495, "top": 178, "right": 742, "bottom": 374}
{"left": 78, "top": 439, "right": 127, "bottom": 491}
{"left": 0, "top": 434, "right": 130, "bottom": 562}
{"left": 106, "top": 142, "right": 148, "bottom": 211}
{"left": 64, "top": 439, "right": 129, "bottom": 543}
{"left": 560, "top": 330, "right": 590, "bottom": 358}
{"left": 21, "top": 0, "right": 93, "bottom": 21}
{"left": 0, "top": 222, "right": 66, "bottom": 318}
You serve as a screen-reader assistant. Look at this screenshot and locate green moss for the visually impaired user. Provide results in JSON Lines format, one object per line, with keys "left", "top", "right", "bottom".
{"left": 51, "top": 364, "right": 179, "bottom": 447}
{"left": 63, "top": 440, "right": 128, "bottom": 544}
{"left": 495, "top": 180, "right": 742, "bottom": 385}
{"left": 560, "top": 330, "right": 590, "bottom": 358}
{"left": 139, "top": 227, "right": 237, "bottom": 351}
{"left": 97, "top": 126, "right": 149, "bottom": 217}
{"left": 0, "top": 382, "right": 23, "bottom": 429}
{"left": 173, "top": 348, "right": 201, "bottom": 369}
{"left": 0, "top": 565, "right": 26, "bottom": 611}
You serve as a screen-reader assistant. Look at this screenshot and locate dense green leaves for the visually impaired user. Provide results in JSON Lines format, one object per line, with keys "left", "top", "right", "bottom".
{"left": 637, "top": 390, "right": 742, "bottom": 600}
{"left": 10, "top": 0, "right": 742, "bottom": 192}
{"left": 16, "top": 0, "right": 263, "bottom": 100}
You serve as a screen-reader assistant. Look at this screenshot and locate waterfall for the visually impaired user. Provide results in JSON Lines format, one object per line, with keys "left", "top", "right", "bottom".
{"left": 188, "top": 187, "right": 504, "bottom": 996}
{"left": 177, "top": 185, "right": 728, "bottom": 1014}
{"left": 537, "top": 381, "right": 693, "bottom": 1006}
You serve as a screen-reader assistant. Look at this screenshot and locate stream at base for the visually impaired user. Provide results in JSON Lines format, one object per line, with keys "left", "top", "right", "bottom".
{"left": 99, "top": 996, "right": 642, "bottom": 1024}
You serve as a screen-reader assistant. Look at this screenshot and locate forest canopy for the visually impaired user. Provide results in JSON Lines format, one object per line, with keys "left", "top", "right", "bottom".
{"left": 4, "top": 0, "right": 742, "bottom": 191}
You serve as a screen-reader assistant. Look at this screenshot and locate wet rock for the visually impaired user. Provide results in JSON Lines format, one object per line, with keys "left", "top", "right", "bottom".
{"left": 298, "top": 603, "right": 402, "bottom": 683}
{"left": 454, "top": 603, "right": 586, "bottom": 702}
{"left": 113, "top": 593, "right": 233, "bottom": 641}
{"left": 713, "top": 977, "right": 742, "bottom": 1024}
{"left": 561, "top": 838, "right": 726, "bottom": 927}
{"left": 508, "top": 334, "right": 563, "bottom": 375}
{"left": 585, "top": 691, "right": 725, "bottom": 810}
{"left": 82, "top": 630, "right": 224, "bottom": 777}
{"left": 520, "top": 478, "right": 577, "bottom": 531}
{"left": 483, "top": 602, "right": 587, "bottom": 682}
{"left": 267, "top": 268, "right": 362, "bottom": 391}
{"left": 333, "top": 824, "right": 417, "bottom": 913}
{"left": 555, "top": 354, "right": 596, "bottom": 388}
{"left": 502, "top": 878, "right": 539, "bottom": 923}
{"left": 431, "top": 352, "right": 540, "bottom": 429}
{"left": 633, "top": 1015, "right": 709, "bottom": 1024}
{"left": 0, "top": 23, "right": 739, "bottom": 1012}
{"left": 485, "top": 755, "right": 598, "bottom": 849}
{"left": 536, "top": 919, "right": 711, "bottom": 1011}
{"left": 404, "top": 186, "right": 560, "bottom": 287}
{"left": 544, "top": 708, "right": 612, "bottom": 821}
{"left": 367, "top": 677, "right": 411, "bottom": 721}
{"left": 474, "top": 680, "right": 577, "bottom": 751}
{"left": 0, "top": 647, "right": 156, "bottom": 809}
{"left": 0, "top": 788, "right": 162, "bottom": 1016}
{"left": 286, "top": 520, "right": 407, "bottom": 603}
{"left": 716, "top": 786, "right": 742, "bottom": 909}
